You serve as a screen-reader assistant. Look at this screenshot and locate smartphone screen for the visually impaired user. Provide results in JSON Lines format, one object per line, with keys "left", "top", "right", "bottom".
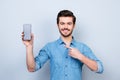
{"left": 23, "top": 24, "right": 31, "bottom": 40}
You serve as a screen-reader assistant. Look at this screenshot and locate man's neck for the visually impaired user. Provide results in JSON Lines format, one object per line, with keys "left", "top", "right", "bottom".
{"left": 61, "top": 35, "right": 72, "bottom": 46}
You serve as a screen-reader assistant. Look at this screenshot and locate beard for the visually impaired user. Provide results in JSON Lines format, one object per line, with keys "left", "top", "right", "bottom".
{"left": 59, "top": 28, "right": 73, "bottom": 37}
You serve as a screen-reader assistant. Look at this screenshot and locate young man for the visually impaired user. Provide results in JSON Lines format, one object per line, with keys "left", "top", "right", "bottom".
{"left": 22, "top": 10, "right": 103, "bottom": 80}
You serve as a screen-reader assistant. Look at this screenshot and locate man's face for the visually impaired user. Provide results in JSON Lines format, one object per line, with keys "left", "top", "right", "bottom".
{"left": 57, "top": 17, "right": 75, "bottom": 37}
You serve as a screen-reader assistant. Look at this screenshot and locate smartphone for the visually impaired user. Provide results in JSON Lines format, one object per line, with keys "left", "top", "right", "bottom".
{"left": 23, "top": 24, "right": 31, "bottom": 40}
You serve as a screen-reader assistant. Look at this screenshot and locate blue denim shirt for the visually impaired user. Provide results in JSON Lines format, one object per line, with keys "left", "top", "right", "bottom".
{"left": 35, "top": 37, "right": 104, "bottom": 80}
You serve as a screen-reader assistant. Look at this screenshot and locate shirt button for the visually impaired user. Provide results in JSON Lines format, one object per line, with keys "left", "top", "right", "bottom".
{"left": 65, "top": 74, "right": 67, "bottom": 76}
{"left": 65, "top": 65, "right": 68, "bottom": 67}
{"left": 66, "top": 56, "right": 68, "bottom": 58}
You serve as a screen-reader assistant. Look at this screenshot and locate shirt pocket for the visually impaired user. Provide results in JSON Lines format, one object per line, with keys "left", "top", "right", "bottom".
{"left": 53, "top": 56, "right": 63, "bottom": 68}
{"left": 70, "top": 58, "right": 81, "bottom": 68}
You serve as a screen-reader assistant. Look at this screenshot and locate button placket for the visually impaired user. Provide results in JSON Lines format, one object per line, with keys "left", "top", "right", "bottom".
{"left": 64, "top": 48, "right": 69, "bottom": 79}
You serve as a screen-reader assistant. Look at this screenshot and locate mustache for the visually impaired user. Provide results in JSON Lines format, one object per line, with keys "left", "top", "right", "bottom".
{"left": 61, "top": 28, "right": 70, "bottom": 31}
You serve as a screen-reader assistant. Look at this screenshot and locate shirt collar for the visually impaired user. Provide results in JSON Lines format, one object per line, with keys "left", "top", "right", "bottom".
{"left": 57, "top": 37, "right": 76, "bottom": 46}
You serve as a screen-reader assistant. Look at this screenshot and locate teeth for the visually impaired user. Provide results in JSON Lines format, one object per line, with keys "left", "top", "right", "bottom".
{"left": 64, "top": 30, "right": 68, "bottom": 33}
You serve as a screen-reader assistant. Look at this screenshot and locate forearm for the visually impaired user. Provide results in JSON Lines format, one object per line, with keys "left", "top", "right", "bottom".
{"left": 26, "top": 45, "right": 35, "bottom": 72}
{"left": 77, "top": 54, "right": 98, "bottom": 71}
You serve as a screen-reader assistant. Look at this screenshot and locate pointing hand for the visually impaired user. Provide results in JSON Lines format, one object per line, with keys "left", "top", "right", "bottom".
{"left": 66, "top": 45, "right": 83, "bottom": 60}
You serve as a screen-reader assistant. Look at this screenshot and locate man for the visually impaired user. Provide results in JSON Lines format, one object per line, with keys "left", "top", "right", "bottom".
{"left": 22, "top": 10, "right": 103, "bottom": 80}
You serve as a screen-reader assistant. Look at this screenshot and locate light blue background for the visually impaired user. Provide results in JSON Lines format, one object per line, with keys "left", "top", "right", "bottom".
{"left": 0, "top": 0, "right": 120, "bottom": 80}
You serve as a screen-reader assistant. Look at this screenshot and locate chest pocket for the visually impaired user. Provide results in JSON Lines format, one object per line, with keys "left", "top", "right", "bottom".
{"left": 54, "top": 57, "right": 63, "bottom": 68}
{"left": 51, "top": 50, "right": 64, "bottom": 68}
{"left": 51, "top": 46, "right": 66, "bottom": 68}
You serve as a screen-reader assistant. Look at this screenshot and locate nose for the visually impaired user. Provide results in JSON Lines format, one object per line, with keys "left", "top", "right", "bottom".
{"left": 64, "top": 24, "right": 68, "bottom": 28}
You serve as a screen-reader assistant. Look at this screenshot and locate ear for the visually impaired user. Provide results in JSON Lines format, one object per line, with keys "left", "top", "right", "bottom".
{"left": 73, "top": 24, "right": 76, "bottom": 28}
{"left": 57, "top": 23, "right": 59, "bottom": 27}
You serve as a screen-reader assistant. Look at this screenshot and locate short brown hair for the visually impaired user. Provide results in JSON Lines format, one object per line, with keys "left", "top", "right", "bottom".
{"left": 57, "top": 10, "right": 76, "bottom": 24}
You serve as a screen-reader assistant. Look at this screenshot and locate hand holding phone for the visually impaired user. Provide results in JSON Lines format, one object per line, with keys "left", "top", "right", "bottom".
{"left": 23, "top": 24, "right": 32, "bottom": 40}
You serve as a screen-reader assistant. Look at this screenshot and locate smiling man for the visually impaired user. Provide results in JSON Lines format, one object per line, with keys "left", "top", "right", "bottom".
{"left": 22, "top": 10, "right": 104, "bottom": 80}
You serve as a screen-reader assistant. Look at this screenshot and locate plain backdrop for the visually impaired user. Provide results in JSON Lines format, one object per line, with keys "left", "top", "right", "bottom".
{"left": 0, "top": 0, "right": 120, "bottom": 80}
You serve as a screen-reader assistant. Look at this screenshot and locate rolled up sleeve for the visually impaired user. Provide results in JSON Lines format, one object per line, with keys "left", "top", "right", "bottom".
{"left": 34, "top": 45, "right": 50, "bottom": 71}
{"left": 95, "top": 60, "right": 104, "bottom": 73}
{"left": 82, "top": 44, "right": 104, "bottom": 73}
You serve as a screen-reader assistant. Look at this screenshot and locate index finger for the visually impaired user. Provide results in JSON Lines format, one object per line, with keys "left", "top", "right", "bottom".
{"left": 65, "top": 45, "right": 72, "bottom": 50}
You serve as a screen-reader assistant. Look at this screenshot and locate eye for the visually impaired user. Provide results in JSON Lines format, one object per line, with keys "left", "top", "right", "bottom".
{"left": 60, "top": 22, "right": 65, "bottom": 25}
{"left": 68, "top": 22, "right": 73, "bottom": 25}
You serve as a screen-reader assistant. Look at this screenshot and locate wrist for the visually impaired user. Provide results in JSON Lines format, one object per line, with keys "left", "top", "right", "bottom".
{"left": 26, "top": 44, "right": 33, "bottom": 48}
{"left": 26, "top": 44, "right": 33, "bottom": 54}
{"left": 77, "top": 53, "right": 84, "bottom": 61}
